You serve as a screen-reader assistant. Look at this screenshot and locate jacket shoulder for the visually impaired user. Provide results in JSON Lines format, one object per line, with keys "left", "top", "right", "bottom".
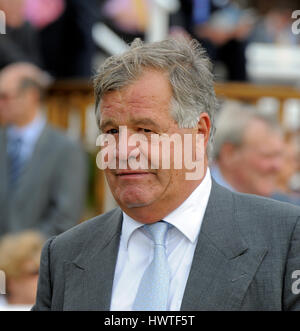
{"left": 49, "top": 208, "right": 122, "bottom": 262}
{"left": 231, "top": 190, "right": 300, "bottom": 245}
{"left": 233, "top": 190, "right": 300, "bottom": 219}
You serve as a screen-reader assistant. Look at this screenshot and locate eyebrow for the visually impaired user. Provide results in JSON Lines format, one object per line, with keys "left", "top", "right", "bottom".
{"left": 100, "top": 118, "right": 162, "bottom": 132}
{"left": 131, "top": 118, "right": 161, "bottom": 129}
{"left": 99, "top": 119, "right": 118, "bottom": 132}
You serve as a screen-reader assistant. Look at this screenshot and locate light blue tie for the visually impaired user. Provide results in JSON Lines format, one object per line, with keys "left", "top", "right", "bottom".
{"left": 133, "top": 221, "right": 170, "bottom": 311}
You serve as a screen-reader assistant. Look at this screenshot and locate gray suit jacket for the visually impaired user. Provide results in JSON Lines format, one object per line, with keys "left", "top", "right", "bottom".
{"left": 0, "top": 125, "right": 88, "bottom": 237}
{"left": 32, "top": 180, "right": 300, "bottom": 310}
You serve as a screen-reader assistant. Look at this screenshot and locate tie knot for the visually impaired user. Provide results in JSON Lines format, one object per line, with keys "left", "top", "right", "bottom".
{"left": 145, "top": 221, "right": 168, "bottom": 246}
{"left": 11, "top": 135, "right": 22, "bottom": 143}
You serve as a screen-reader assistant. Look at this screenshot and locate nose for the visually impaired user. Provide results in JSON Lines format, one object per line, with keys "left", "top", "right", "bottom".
{"left": 269, "top": 154, "right": 283, "bottom": 173}
{"left": 116, "top": 126, "right": 140, "bottom": 165}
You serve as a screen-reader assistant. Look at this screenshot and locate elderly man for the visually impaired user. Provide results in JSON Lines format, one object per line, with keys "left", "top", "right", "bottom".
{"left": 33, "top": 39, "right": 300, "bottom": 311}
{"left": 210, "top": 106, "right": 299, "bottom": 203}
{"left": 0, "top": 63, "right": 88, "bottom": 237}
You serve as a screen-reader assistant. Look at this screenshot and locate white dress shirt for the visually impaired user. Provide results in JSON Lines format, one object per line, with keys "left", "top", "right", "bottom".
{"left": 110, "top": 168, "right": 212, "bottom": 311}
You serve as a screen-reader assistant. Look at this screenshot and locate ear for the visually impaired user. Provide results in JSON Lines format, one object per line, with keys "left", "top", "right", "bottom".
{"left": 197, "top": 112, "right": 211, "bottom": 149}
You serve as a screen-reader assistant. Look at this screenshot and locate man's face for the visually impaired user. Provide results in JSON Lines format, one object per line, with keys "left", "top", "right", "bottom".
{"left": 232, "top": 119, "right": 284, "bottom": 196}
{"left": 99, "top": 69, "right": 208, "bottom": 222}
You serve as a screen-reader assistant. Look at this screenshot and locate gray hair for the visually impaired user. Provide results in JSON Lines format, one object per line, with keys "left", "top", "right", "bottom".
{"left": 213, "top": 103, "right": 283, "bottom": 160}
{"left": 93, "top": 38, "right": 217, "bottom": 157}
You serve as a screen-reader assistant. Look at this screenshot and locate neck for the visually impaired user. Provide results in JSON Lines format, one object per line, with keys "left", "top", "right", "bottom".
{"left": 14, "top": 109, "right": 39, "bottom": 128}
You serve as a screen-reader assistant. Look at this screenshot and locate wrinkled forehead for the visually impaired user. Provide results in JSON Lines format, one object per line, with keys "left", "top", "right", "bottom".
{"left": 243, "top": 119, "right": 284, "bottom": 151}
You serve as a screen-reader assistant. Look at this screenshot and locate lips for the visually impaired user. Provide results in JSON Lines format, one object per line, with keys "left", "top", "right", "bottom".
{"left": 113, "top": 170, "right": 157, "bottom": 180}
{"left": 116, "top": 171, "right": 151, "bottom": 176}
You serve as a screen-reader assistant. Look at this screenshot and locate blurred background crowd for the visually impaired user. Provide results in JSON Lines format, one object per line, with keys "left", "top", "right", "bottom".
{"left": 0, "top": 0, "right": 300, "bottom": 310}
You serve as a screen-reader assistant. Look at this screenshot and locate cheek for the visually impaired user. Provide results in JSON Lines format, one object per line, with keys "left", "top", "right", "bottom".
{"left": 155, "top": 168, "right": 172, "bottom": 186}
{"left": 241, "top": 152, "right": 259, "bottom": 170}
{"left": 156, "top": 168, "right": 181, "bottom": 197}
{"left": 104, "top": 170, "right": 117, "bottom": 187}
{"left": 148, "top": 139, "right": 184, "bottom": 171}
{"left": 10, "top": 100, "right": 22, "bottom": 115}
{"left": 251, "top": 157, "right": 270, "bottom": 173}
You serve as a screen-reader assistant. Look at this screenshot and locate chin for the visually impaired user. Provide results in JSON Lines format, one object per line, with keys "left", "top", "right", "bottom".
{"left": 125, "top": 202, "right": 152, "bottom": 208}
{"left": 114, "top": 186, "right": 159, "bottom": 209}
{"left": 120, "top": 196, "right": 154, "bottom": 209}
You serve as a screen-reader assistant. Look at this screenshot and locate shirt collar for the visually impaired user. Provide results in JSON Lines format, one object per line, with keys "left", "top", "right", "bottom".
{"left": 163, "top": 167, "right": 212, "bottom": 243}
{"left": 7, "top": 113, "right": 46, "bottom": 143}
{"left": 210, "top": 163, "right": 236, "bottom": 192}
{"left": 121, "top": 213, "right": 144, "bottom": 249}
{"left": 121, "top": 167, "right": 212, "bottom": 248}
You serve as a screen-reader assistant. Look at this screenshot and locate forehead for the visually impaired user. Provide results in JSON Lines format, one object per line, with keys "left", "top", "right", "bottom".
{"left": 243, "top": 119, "right": 283, "bottom": 150}
{"left": 0, "top": 70, "right": 21, "bottom": 93}
{"left": 244, "top": 120, "right": 274, "bottom": 141}
{"left": 100, "top": 69, "right": 173, "bottom": 119}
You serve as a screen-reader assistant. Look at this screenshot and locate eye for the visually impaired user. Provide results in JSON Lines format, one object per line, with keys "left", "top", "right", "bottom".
{"left": 138, "top": 128, "right": 152, "bottom": 133}
{"left": 106, "top": 128, "right": 119, "bottom": 134}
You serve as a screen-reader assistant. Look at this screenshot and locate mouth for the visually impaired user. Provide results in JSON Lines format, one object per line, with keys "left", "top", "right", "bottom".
{"left": 115, "top": 171, "right": 155, "bottom": 179}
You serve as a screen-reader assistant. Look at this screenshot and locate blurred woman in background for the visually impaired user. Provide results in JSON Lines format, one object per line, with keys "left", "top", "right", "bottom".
{"left": 0, "top": 231, "right": 45, "bottom": 310}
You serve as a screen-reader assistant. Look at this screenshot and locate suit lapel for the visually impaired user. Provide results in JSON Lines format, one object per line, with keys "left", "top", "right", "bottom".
{"left": 0, "top": 128, "right": 8, "bottom": 200}
{"left": 0, "top": 126, "right": 50, "bottom": 206}
{"left": 13, "top": 126, "right": 51, "bottom": 203}
{"left": 0, "top": 129, "right": 8, "bottom": 233}
{"left": 181, "top": 181, "right": 268, "bottom": 310}
{"left": 63, "top": 209, "right": 123, "bottom": 311}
